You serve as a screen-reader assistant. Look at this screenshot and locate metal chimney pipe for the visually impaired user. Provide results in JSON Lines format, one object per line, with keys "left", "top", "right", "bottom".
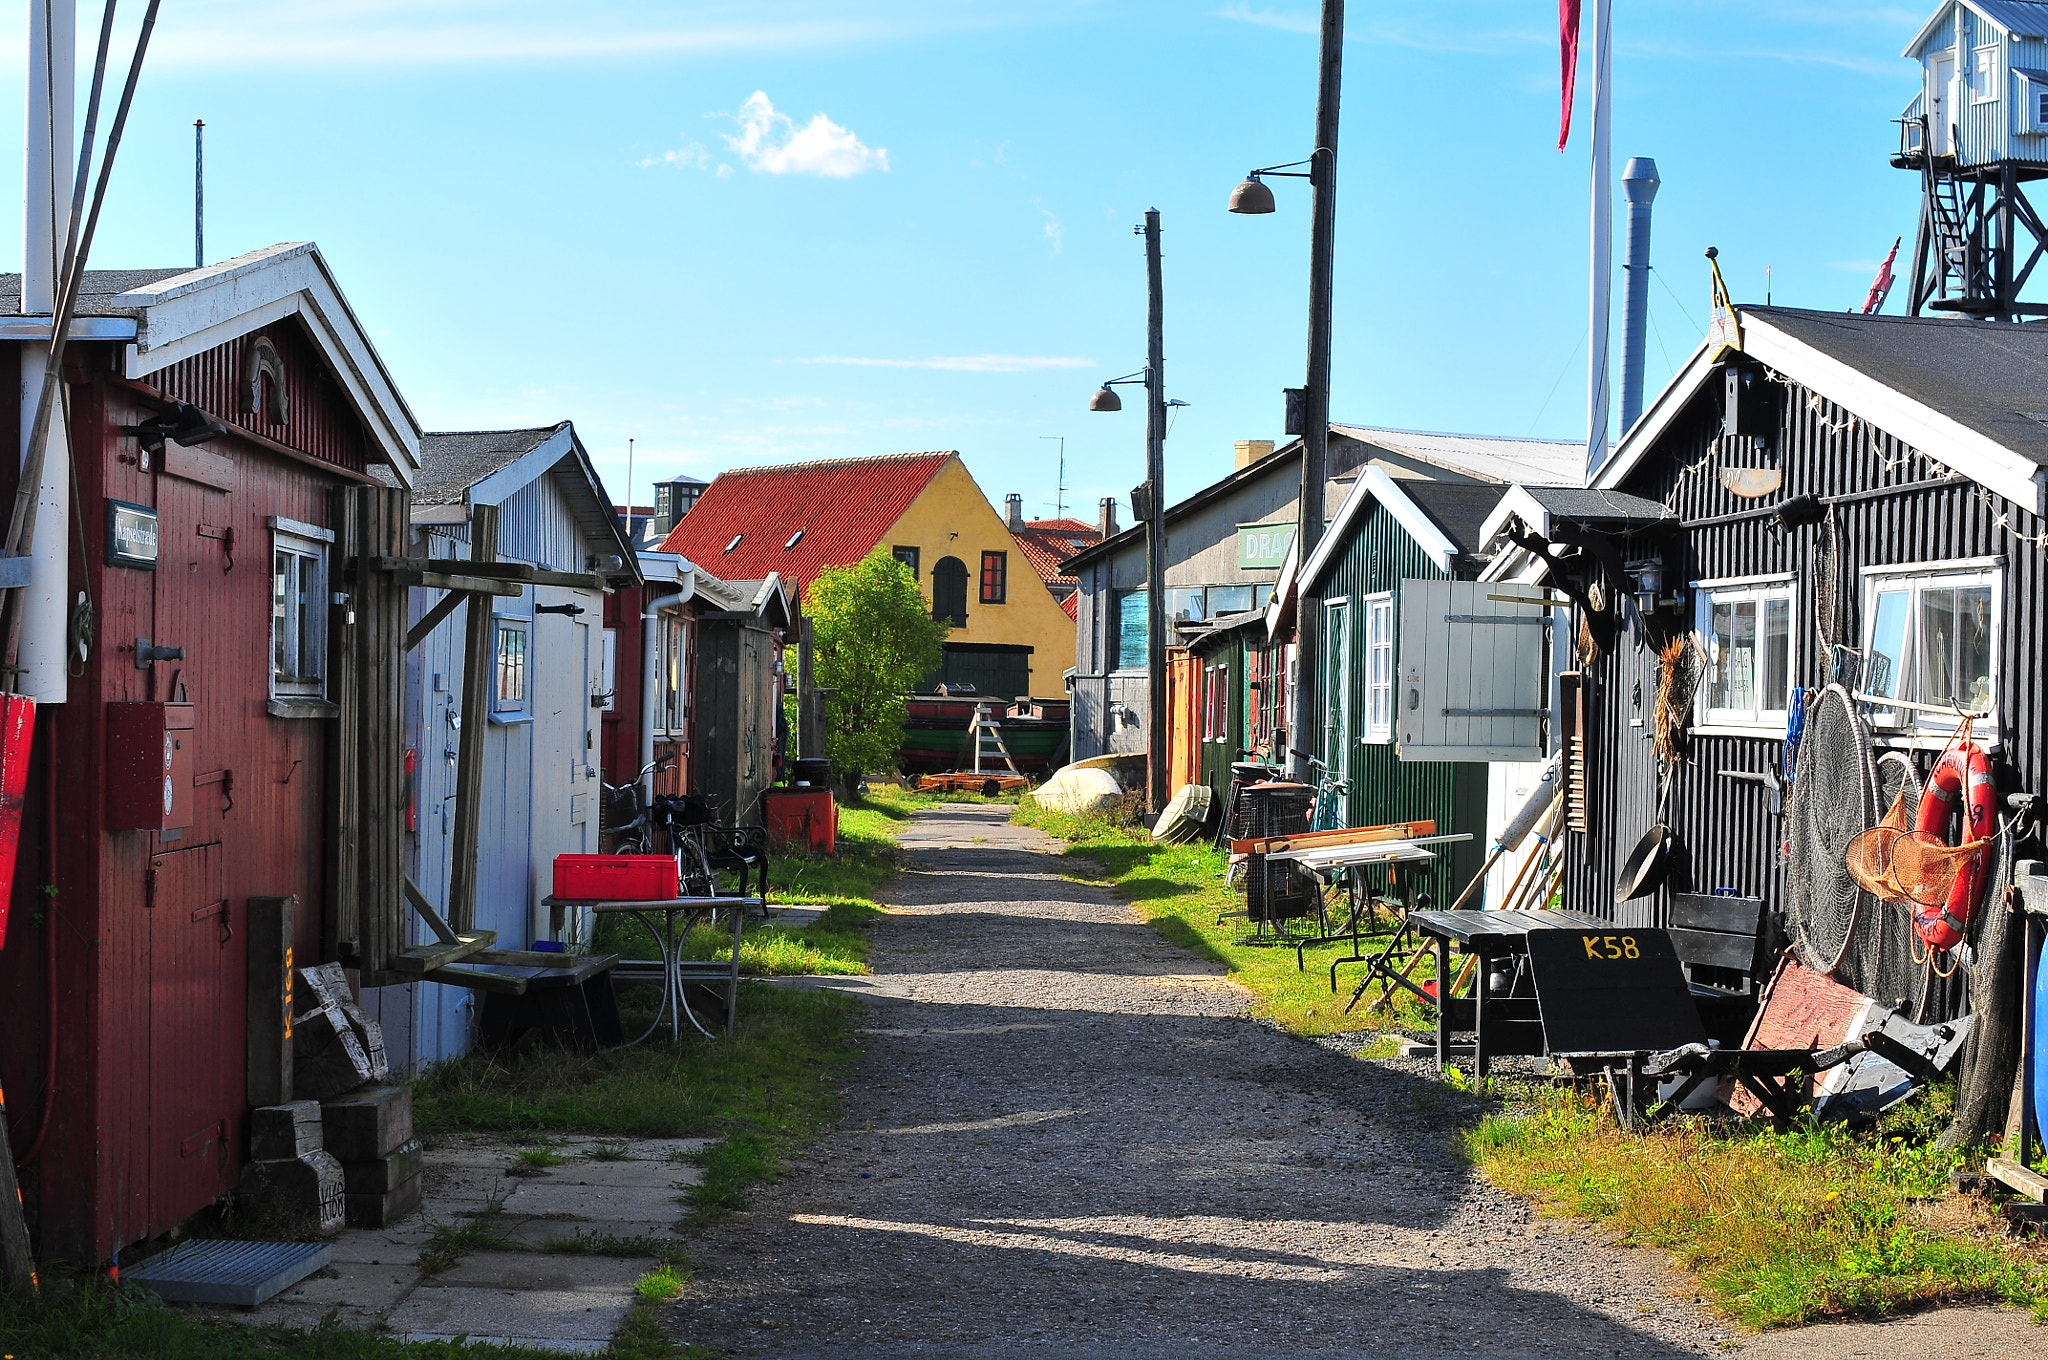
{"left": 1619, "top": 156, "right": 1660, "bottom": 435}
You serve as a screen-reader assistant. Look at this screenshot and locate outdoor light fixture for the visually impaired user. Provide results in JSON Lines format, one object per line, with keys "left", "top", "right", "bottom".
{"left": 1087, "top": 369, "right": 1149, "bottom": 413}
{"left": 1228, "top": 157, "right": 1318, "bottom": 215}
{"left": 122, "top": 400, "right": 231, "bottom": 454}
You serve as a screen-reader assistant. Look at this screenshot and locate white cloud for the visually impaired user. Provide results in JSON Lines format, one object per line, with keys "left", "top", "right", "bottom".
{"left": 1037, "top": 201, "right": 1063, "bottom": 255}
{"left": 798, "top": 355, "right": 1092, "bottom": 373}
{"left": 723, "top": 91, "right": 888, "bottom": 177}
{"left": 1218, "top": 4, "right": 1317, "bottom": 35}
{"left": 639, "top": 140, "right": 710, "bottom": 170}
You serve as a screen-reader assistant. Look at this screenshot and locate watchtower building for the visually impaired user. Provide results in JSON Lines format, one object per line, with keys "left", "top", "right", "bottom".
{"left": 1894, "top": 0, "right": 2048, "bottom": 319}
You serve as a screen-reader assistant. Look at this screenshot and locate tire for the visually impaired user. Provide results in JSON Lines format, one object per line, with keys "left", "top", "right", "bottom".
{"left": 982, "top": 779, "right": 1001, "bottom": 798}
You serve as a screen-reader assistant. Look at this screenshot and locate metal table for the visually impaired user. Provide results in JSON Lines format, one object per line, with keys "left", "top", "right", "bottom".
{"left": 1265, "top": 839, "right": 1439, "bottom": 978}
{"left": 1406, "top": 908, "right": 1609, "bottom": 1078}
{"left": 542, "top": 894, "right": 757, "bottom": 1042}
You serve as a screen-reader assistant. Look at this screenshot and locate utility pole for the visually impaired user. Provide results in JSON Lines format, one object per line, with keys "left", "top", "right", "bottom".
{"left": 1288, "top": 0, "right": 1343, "bottom": 783}
{"left": 1142, "top": 209, "right": 1168, "bottom": 814}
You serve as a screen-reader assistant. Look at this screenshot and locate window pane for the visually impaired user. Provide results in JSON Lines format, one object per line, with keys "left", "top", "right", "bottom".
{"left": 1762, "top": 597, "right": 1789, "bottom": 711}
{"left": 1164, "top": 587, "right": 1205, "bottom": 623}
{"left": 297, "top": 554, "right": 318, "bottom": 682}
{"left": 1919, "top": 587, "right": 1960, "bottom": 708}
{"left": 497, "top": 625, "right": 527, "bottom": 705}
{"left": 1709, "top": 599, "right": 1758, "bottom": 711}
{"left": 1208, "top": 584, "right": 1254, "bottom": 615}
{"left": 1868, "top": 589, "right": 1909, "bottom": 699}
{"left": 1117, "top": 592, "right": 1147, "bottom": 669}
{"left": 1957, "top": 584, "right": 1993, "bottom": 713}
{"left": 273, "top": 550, "right": 292, "bottom": 678}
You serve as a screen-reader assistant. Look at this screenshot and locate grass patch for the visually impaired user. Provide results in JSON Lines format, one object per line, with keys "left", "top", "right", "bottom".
{"left": 684, "top": 1132, "right": 777, "bottom": 1227}
{"left": 539, "top": 1229, "right": 691, "bottom": 1259}
{"left": 514, "top": 1147, "right": 565, "bottom": 1171}
{"left": 635, "top": 1265, "right": 688, "bottom": 1301}
{"left": 418, "top": 1206, "right": 525, "bottom": 1275}
{"left": 1468, "top": 1082, "right": 2048, "bottom": 1328}
{"left": 1011, "top": 794, "right": 1436, "bottom": 1039}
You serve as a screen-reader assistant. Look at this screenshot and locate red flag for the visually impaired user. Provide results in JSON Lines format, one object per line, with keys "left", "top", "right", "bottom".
{"left": 1558, "top": 0, "right": 1581, "bottom": 150}
{"left": 1861, "top": 236, "right": 1901, "bottom": 315}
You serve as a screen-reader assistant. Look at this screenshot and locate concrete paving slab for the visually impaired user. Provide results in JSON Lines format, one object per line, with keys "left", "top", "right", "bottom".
{"left": 323, "top": 1224, "right": 431, "bottom": 1263}
{"left": 547, "top": 1161, "right": 702, "bottom": 1190}
{"left": 431, "top": 1251, "right": 649, "bottom": 1290}
{"left": 389, "top": 1278, "right": 635, "bottom": 1346}
{"left": 501, "top": 1179, "right": 687, "bottom": 1223}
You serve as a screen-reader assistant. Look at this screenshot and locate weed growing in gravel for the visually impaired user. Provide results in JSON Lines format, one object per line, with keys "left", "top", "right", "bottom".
{"left": 418, "top": 1205, "right": 524, "bottom": 1274}
{"left": 1467, "top": 1083, "right": 2048, "bottom": 1327}
{"left": 514, "top": 1147, "right": 566, "bottom": 1171}
{"left": 1012, "top": 795, "right": 1436, "bottom": 1039}
{"left": 541, "top": 1229, "right": 691, "bottom": 1259}
{"left": 635, "top": 1265, "right": 689, "bottom": 1301}
{"left": 589, "top": 1142, "right": 633, "bottom": 1161}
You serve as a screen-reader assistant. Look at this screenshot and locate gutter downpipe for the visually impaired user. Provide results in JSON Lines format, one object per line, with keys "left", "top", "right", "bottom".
{"left": 641, "top": 573, "right": 696, "bottom": 805}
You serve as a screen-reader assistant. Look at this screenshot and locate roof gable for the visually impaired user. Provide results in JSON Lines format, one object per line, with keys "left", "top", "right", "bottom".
{"left": 416, "top": 422, "right": 637, "bottom": 572}
{"left": 1907, "top": 1, "right": 2048, "bottom": 55}
{"left": 656, "top": 451, "right": 954, "bottom": 590}
{"left": 1299, "top": 466, "right": 1466, "bottom": 588}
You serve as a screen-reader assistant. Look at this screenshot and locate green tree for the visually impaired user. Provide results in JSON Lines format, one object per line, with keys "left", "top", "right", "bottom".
{"left": 808, "top": 551, "right": 948, "bottom": 796}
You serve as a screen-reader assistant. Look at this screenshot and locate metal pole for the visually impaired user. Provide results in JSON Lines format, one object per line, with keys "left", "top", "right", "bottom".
{"left": 1585, "top": 0, "right": 1614, "bottom": 477}
{"left": 1618, "top": 157, "right": 1659, "bottom": 431}
{"left": 1288, "top": 0, "right": 1342, "bottom": 783}
{"left": 1143, "top": 208, "right": 1168, "bottom": 814}
{"left": 193, "top": 118, "right": 203, "bottom": 268}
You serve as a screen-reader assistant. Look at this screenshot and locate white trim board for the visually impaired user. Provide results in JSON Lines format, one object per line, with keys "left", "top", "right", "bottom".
{"left": 1297, "top": 465, "right": 1463, "bottom": 589}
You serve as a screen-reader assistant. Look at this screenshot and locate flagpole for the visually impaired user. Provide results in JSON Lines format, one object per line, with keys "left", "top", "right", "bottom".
{"left": 1586, "top": 0, "right": 1612, "bottom": 480}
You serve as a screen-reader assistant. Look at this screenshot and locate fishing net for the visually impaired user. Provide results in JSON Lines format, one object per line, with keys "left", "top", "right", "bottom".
{"left": 1813, "top": 513, "right": 1845, "bottom": 649}
{"left": 1784, "top": 685, "right": 1877, "bottom": 981}
{"left": 1938, "top": 831, "right": 2020, "bottom": 1151}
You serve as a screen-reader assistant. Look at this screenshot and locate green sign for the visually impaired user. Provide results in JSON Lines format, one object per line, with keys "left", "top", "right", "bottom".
{"left": 1236, "top": 522, "right": 1296, "bottom": 570}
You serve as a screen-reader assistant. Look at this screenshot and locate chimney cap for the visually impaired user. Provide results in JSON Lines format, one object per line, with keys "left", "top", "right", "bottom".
{"left": 1622, "top": 156, "right": 1660, "bottom": 203}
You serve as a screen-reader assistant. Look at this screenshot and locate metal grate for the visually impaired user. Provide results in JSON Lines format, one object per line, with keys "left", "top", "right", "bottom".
{"left": 124, "top": 1239, "right": 331, "bottom": 1306}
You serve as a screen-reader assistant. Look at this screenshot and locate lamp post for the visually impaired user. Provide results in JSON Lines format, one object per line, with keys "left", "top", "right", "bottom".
{"left": 1230, "top": 0, "right": 1343, "bottom": 783}
{"left": 1090, "top": 207, "right": 1169, "bottom": 813}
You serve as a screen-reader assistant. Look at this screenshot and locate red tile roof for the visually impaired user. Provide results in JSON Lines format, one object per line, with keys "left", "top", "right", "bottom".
{"left": 1060, "top": 591, "right": 1079, "bottom": 621}
{"left": 655, "top": 452, "right": 954, "bottom": 593}
{"left": 1011, "top": 518, "right": 1103, "bottom": 592}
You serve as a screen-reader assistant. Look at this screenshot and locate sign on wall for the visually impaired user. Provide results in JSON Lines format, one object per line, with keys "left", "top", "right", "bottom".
{"left": 1236, "top": 521, "right": 1296, "bottom": 570}
{"left": 106, "top": 500, "right": 159, "bottom": 569}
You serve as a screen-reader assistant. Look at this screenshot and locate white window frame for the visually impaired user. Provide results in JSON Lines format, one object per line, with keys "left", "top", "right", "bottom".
{"left": 652, "top": 612, "right": 691, "bottom": 738}
{"left": 268, "top": 517, "right": 332, "bottom": 703}
{"left": 1363, "top": 591, "right": 1394, "bottom": 744}
{"left": 1973, "top": 43, "right": 2000, "bottom": 103}
{"left": 1321, "top": 597, "right": 1351, "bottom": 787}
{"left": 1858, "top": 556, "right": 2003, "bottom": 743}
{"left": 1692, "top": 572, "right": 1796, "bottom": 734}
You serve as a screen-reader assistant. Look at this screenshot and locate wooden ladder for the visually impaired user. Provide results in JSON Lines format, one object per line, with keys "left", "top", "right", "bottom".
{"left": 969, "top": 705, "right": 1020, "bottom": 775}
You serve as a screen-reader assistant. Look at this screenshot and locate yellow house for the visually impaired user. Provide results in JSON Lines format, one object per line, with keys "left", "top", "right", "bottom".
{"left": 658, "top": 451, "right": 1074, "bottom": 699}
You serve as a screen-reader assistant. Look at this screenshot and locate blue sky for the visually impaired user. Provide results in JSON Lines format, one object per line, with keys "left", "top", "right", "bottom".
{"left": 0, "top": 2, "right": 1936, "bottom": 525}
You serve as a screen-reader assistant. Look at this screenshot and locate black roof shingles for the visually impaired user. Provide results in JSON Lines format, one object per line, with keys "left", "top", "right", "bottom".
{"left": 1748, "top": 306, "right": 2048, "bottom": 469}
{"left": 415, "top": 425, "right": 567, "bottom": 506}
{"left": 0, "top": 267, "right": 191, "bottom": 315}
{"left": 1400, "top": 480, "right": 1521, "bottom": 557}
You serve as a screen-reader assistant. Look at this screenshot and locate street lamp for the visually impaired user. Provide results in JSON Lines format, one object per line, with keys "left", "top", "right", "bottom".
{"left": 1087, "top": 209, "right": 1170, "bottom": 814}
{"left": 1230, "top": 0, "right": 1345, "bottom": 785}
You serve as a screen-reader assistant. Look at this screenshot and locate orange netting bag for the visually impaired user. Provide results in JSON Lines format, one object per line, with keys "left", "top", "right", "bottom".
{"left": 1843, "top": 788, "right": 1916, "bottom": 901}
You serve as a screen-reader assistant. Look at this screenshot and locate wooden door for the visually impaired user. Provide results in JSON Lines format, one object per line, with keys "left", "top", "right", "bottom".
{"left": 1320, "top": 599, "right": 1351, "bottom": 791}
{"left": 1932, "top": 53, "right": 1955, "bottom": 154}
{"left": 147, "top": 842, "right": 237, "bottom": 1231}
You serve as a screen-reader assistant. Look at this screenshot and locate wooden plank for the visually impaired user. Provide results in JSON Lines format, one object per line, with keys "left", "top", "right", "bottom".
{"left": 421, "top": 963, "right": 528, "bottom": 996}
{"left": 245, "top": 896, "right": 296, "bottom": 1107}
{"left": 1232, "top": 820, "right": 1436, "bottom": 857}
{"left": 389, "top": 569, "right": 522, "bottom": 597}
{"left": 405, "top": 590, "right": 466, "bottom": 651}
{"left": 447, "top": 505, "right": 499, "bottom": 934}
{"left": 1666, "top": 926, "right": 1760, "bottom": 972}
{"left": 0, "top": 1080, "right": 36, "bottom": 1292}
{"left": 389, "top": 929, "right": 498, "bottom": 974}
{"left": 470, "top": 948, "right": 619, "bottom": 974}
{"left": 527, "top": 568, "right": 605, "bottom": 590}
{"left": 324, "top": 486, "right": 363, "bottom": 965}
{"left": 1987, "top": 1156, "right": 2048, "bottom": 1201}
{"left": 402, "top": 875, "right": 459, "bottom": 945}
{"left": 369, "top": 555, "right": 530, "bottom": 581}
{"left": 1669, "top": 892, "right": 1765, "bottom": 935}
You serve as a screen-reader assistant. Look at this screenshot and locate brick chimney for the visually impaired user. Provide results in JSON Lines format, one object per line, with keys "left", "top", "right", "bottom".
{"left": 1005, "top": 493, "right": 1025, "bottom": 530}
{"left": 1235, "top": 439, "right": 1276, "bottom": 470}
{"left": 1098, "top": 497, "right": 1119, "bottom": 536}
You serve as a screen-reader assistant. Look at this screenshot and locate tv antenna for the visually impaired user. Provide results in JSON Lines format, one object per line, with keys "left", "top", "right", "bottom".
{"left": 1039, "top": 436, "right": 1066, "bottom": 520}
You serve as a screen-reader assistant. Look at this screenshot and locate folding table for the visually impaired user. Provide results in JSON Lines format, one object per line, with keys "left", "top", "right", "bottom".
{"left": 541, "top": 894, "right": 757, "bottom": 1041}
{"left": 1405, "top": 908, "right": 1608, "bottom": 1077}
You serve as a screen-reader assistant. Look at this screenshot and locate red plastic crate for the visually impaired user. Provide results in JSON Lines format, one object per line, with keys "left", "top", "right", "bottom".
{"left": 552, "top": 854, "right": 679, "bottom": 902}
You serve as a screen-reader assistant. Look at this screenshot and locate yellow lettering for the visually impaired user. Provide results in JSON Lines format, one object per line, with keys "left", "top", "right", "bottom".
{"left": 1604, "top": 935, "right": 1623, "bottom": 959}
{"left": 1582, "top": 935, "right": 1601, "bottom": 960}
{"left": 1622, "top": 936, "right": 1640, "bottom": 959}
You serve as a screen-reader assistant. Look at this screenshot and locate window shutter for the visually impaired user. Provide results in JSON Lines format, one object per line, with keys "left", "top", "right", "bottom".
{"left": 1395, "top": 579, "right": 1553, "bottom": 762}
{"left": 1557, "top": 670, "right": 1589, "bottom": 833}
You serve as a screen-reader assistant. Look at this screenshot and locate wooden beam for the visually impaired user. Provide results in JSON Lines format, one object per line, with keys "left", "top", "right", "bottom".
{"left": 372, "top": 556, "right": 531, "bottom": 581}
{"left": 388, "top": 569, "right": 521, "bottom": 597}
{"left": 1988, "top": 1156, "right": 2048, "bottom": 1201}
{"left": 389, "top": 929, "right": 498, "bottom": 974}
{"left": 1232, "top": 821, "right": 1436, "bottom": 857}
{"left": 527, "top": 568, "right": 606, "bottom": 590}
{"left": 446, "top": 505, "right": 499, "bottom": 934}
{"left": 420, "top": 962, "right": 528, "bottom": 996}
{"left": 405, "top": 590, "right": 467, "bottom": 651}
{"left": 402, "top": 875, "right": 459, "bottom": 945}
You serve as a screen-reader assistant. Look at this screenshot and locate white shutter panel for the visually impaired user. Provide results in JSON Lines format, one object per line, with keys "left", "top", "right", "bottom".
{"left": 1396, "top": 579, "right": 1552, "bottom": 762}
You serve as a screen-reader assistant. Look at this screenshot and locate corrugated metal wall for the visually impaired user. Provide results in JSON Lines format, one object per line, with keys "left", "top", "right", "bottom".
{"left": 1306, "top": 499, "right": 1487, "bottom": 893}
{"left": 1568, "top": 372, "right": 2048, "bottom": 950}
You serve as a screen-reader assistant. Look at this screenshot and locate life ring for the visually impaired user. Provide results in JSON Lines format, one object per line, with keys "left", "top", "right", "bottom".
{"left": 1909, "top": 741, "right": 1995, "bottom": 951}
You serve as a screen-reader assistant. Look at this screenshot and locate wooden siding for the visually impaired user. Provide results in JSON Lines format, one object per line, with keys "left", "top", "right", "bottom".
{"left": 1566, "top": 367, "right": 2048, "bottom": 1001}
{"left": 1306, "top": 498, "right": 1487, "bottom": 893}
{"left": 150, "top": 318, "right": 371, "bottom": 475}
{"left": 0, "top": 338, "right": 371, "bottom": 1264}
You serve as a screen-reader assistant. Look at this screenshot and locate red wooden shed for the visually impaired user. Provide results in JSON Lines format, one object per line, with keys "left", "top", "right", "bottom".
{"left": 0, "top": 243, "right": 422, "bottom": 1265}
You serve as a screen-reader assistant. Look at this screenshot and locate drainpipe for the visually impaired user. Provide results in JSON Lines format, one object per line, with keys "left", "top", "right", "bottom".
{"left": 640, "top": 571, "right": 696, "bottom": 804}
{"left": 19, "top": 1, "right": 74, "bottom": 703}
{"left": 1619, "top": 156, "right": 1660, "bottom": 434}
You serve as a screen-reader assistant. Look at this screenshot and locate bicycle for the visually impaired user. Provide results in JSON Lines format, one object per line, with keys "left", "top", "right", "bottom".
{"left": 601, "top": 759, "right": 673, "bottom": 854}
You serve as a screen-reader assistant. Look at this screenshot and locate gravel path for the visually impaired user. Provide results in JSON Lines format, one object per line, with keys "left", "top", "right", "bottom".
{"left": 665, "top": 805, "right": 2041, "bottom": 1360}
